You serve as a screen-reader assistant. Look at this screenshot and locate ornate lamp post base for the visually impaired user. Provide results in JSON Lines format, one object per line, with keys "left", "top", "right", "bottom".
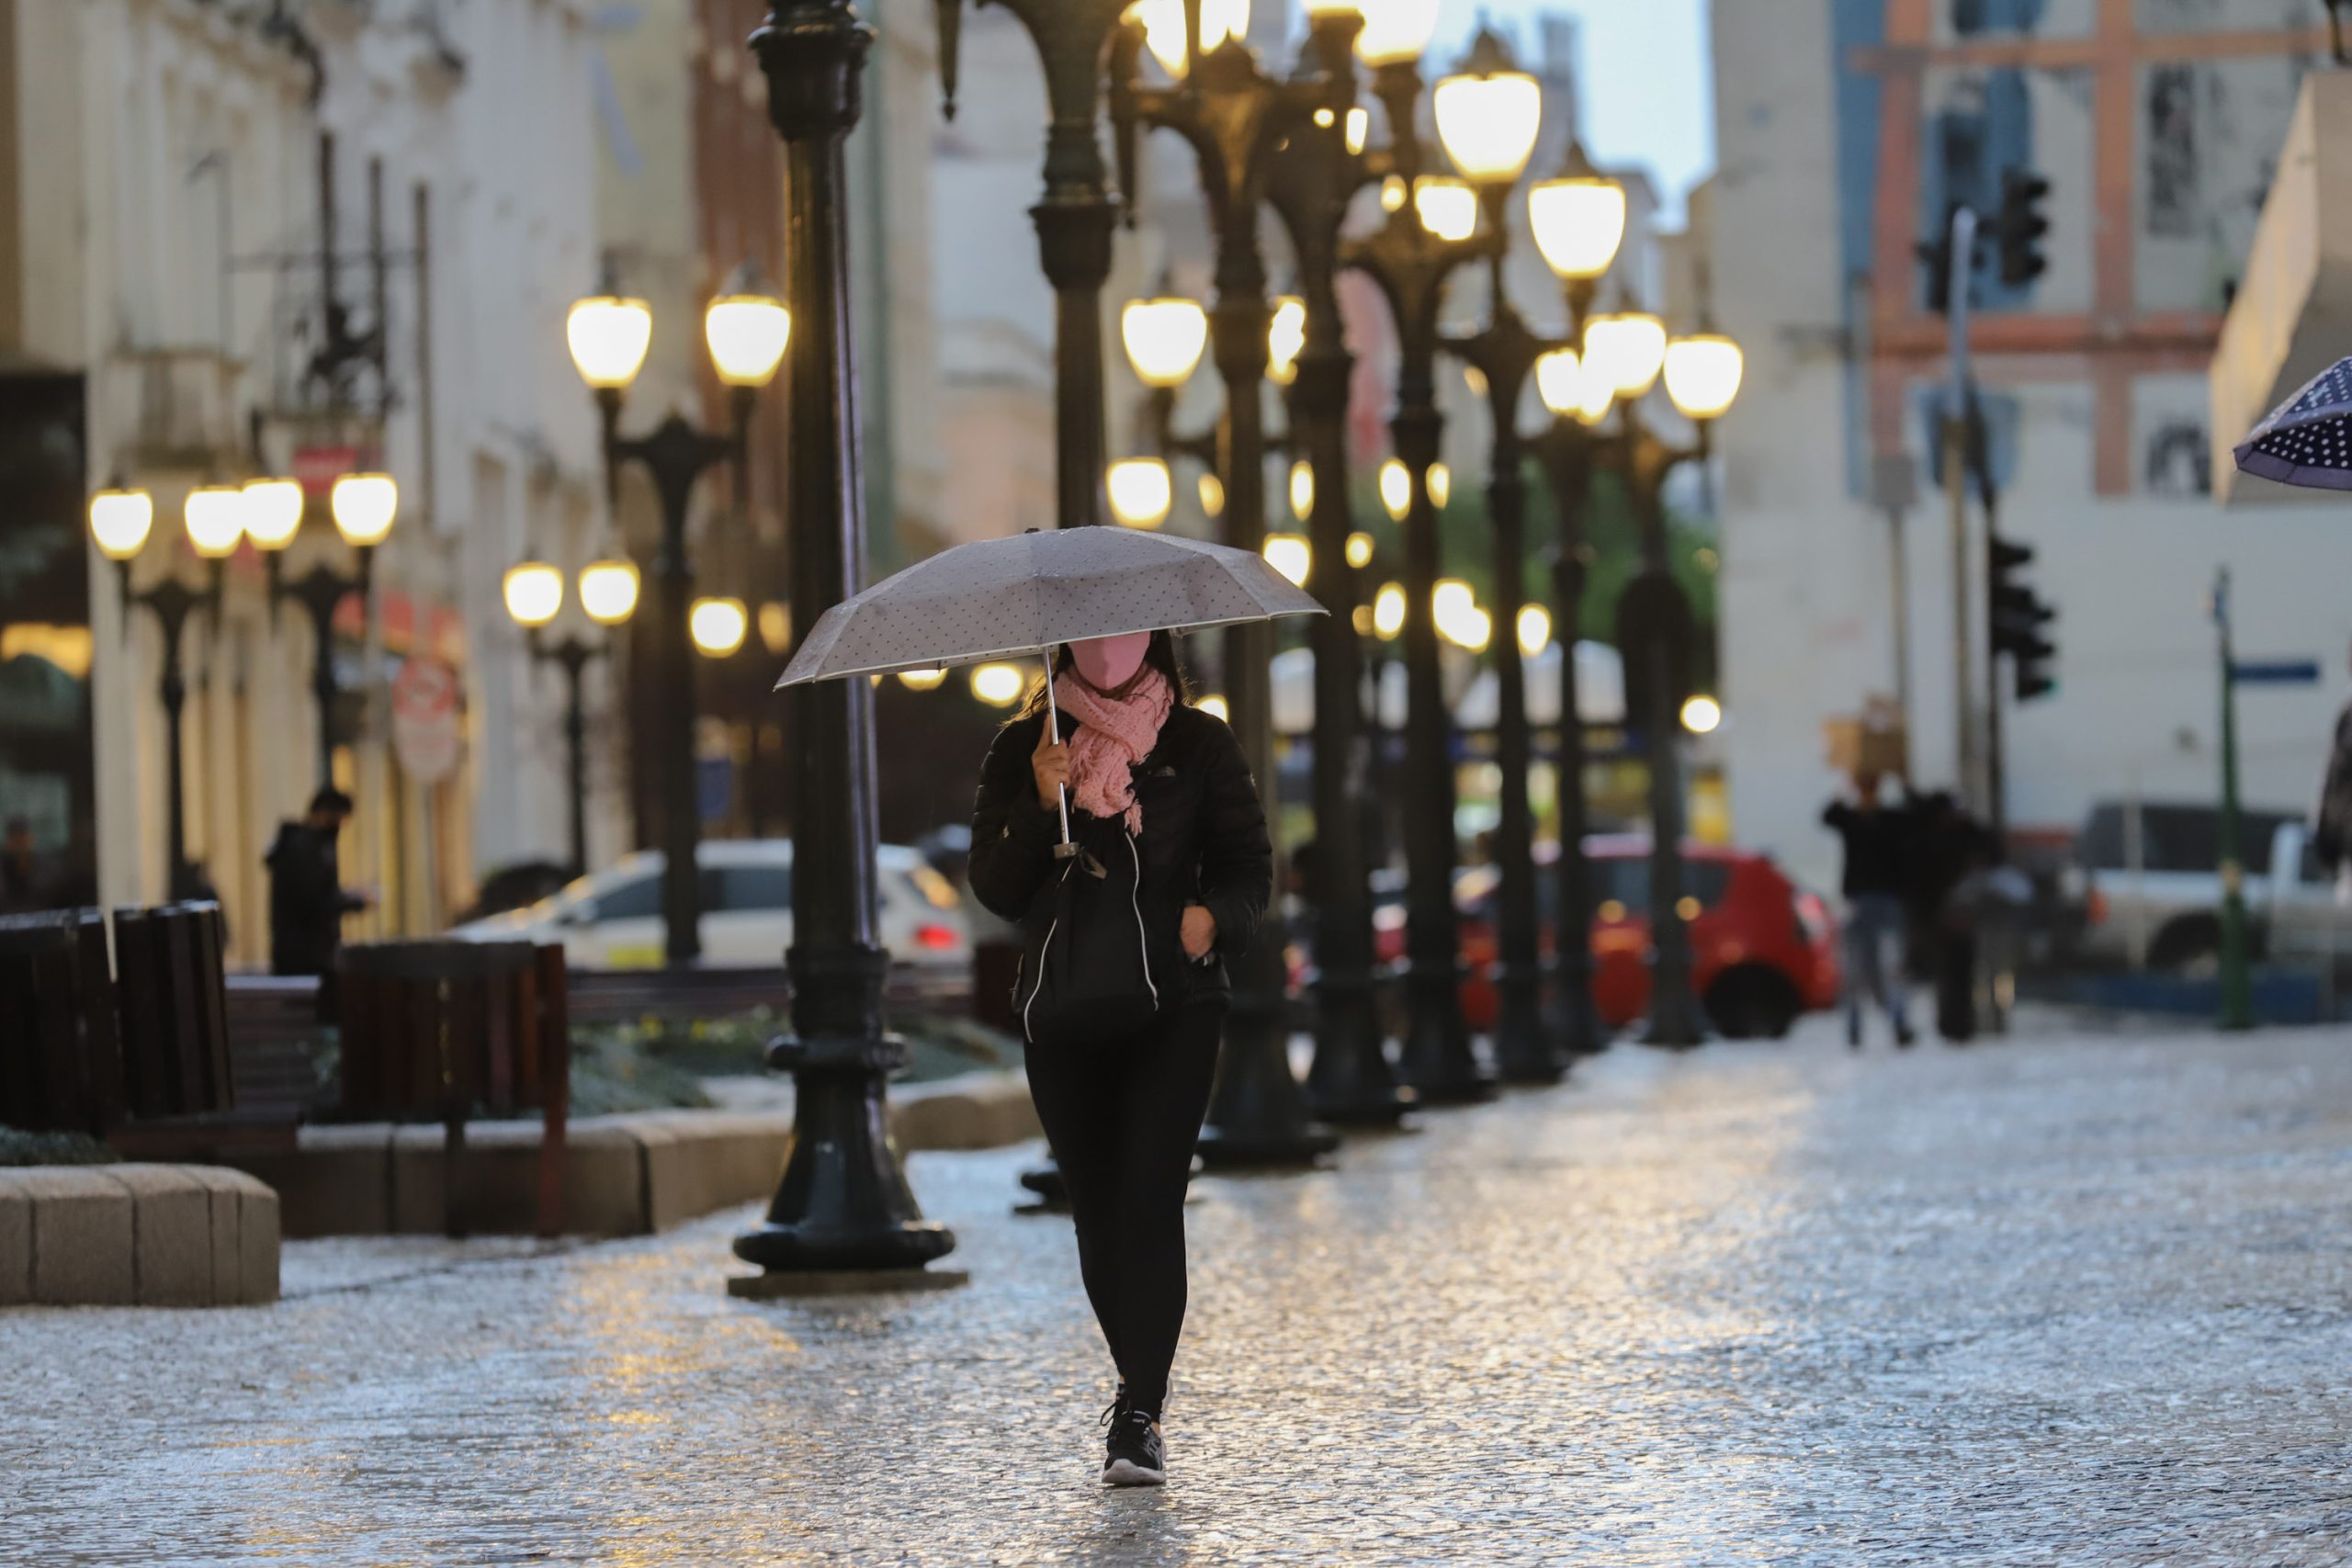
{"left": 1397, "top": 964, "right": 1498, "bottom": 1105}
{"left": 1305, "top": 975, "right": 1415, "bottom": 1125}
{"left": 731, "top": 1006, "right": 961, "bottom": 1280}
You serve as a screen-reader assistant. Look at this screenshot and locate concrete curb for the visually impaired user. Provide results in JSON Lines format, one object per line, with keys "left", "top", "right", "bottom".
{"left": 0, "top": 1165, "right": 279, "bottom": 1309}
{"left": 223, "top": 1069, "right": 1042, "bottom": 1240}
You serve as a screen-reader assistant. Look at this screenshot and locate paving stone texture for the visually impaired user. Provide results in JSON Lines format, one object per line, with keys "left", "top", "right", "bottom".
{"left": 5, "top": 1016, "right": 2351, "bottom": 1565}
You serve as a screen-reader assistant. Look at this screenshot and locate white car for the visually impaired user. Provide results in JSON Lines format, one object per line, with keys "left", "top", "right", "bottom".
{"left": 453, "top": 840, "right": 972, "bottom": 972}
{"left": 2072, "top": 802, "right": 2349, "bottom": 970}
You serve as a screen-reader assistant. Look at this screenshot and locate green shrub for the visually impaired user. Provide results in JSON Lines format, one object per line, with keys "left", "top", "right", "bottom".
{"left": 0, "top": 1127, "right": 119, "bottom": 1167}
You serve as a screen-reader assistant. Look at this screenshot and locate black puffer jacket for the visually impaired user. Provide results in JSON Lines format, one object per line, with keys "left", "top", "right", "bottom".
{"left": 968, "top": 703, "right": 1272, "bottom": 1005}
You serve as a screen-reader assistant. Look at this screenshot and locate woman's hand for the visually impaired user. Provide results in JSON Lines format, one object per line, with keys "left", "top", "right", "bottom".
{"left": 1181, "top": 904, "right": 1217, "bottom": 961}
{"left": 1032, "top": 728, "right": 1070, "bottom": 810}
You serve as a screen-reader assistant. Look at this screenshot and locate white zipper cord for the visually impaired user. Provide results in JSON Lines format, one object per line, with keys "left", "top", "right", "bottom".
{"left": 1023, "top": 863, "right": 1070, "bottom": 1043}
{"left": 1128, "top": 832, "right": 1158, "bottom": 1008}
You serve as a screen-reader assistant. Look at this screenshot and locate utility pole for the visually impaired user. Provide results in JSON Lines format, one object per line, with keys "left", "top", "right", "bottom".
{"left": 1870, "top": 453, "right": 1917, "bottom": 729}
{"left": 1942, "top": 205, "right": 1979, "bottom": 807}
{"left": 2214, "top": 568, "right": 2255, "bottom": 1032}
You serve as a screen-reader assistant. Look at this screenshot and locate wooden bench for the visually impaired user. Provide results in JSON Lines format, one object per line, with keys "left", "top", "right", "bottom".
{"left": 334, "top": 940, "right": 570, "bottom": 1237}
{"left": 562, "top": 961, "right": 969, "bottom": 1027}
{"left": 0, "top": 903, "right": 245, "bottom": 1146}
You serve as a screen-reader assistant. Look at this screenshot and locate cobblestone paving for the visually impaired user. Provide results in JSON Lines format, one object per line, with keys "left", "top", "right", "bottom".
{"left": 8, "top": 1017, "right": 2352, "bottom": 1566}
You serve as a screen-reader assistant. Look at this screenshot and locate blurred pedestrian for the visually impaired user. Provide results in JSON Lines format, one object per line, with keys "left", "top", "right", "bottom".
{"left": 0, "top": 816, "right": 47, "bottom": 913}
{"left": 266, "top": 787, "right": 369, "bottom": 981}
{"left": 1909, "top": 791, "right": 1996, "bottom": 1043}
{"left": 967, "top": 629, "right": 1270, "bottom": 1489}
{"left": 2314, "top": 643, "right": 2352, "bottom": 887}
{"left": 1823, "top": 771, "right": 1916, "bottom": 1048}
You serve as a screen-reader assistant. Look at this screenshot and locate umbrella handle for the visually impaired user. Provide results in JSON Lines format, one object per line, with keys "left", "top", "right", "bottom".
{"left": 1042, "top": 647, "right": 1075, "bottom": 853}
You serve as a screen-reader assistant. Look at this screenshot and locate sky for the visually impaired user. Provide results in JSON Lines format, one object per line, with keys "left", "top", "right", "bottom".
{"left": 1430, "top": 0, "right": 1715, "bottom": 221}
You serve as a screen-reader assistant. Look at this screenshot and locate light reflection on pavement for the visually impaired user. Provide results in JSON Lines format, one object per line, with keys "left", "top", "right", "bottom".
{"left": 6, "top": 1016, "right": 2352, "bottom": 1564}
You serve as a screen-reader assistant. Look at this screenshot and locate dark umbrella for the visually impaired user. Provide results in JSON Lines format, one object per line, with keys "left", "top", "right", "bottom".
{"left": 2233, "top": 356, "right": 2352, "bottom": 491}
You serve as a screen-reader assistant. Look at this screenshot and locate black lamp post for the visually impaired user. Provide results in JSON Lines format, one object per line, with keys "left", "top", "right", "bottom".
{"left": 731, "top": 0, "right": 962, "bottom": 1290}
{"left": 1521, "top": 150, "right": 1746, "bottom": 1047}
{"left": 89, "top": 483, "right": 231, "bottom": 901}
{"left": 252, "top": 472, "right": 396, "bottom": 786}
{"left": 1432, "top": 27, "right": 1562, "bottom": 1086}
{"left": 1340, "top": 80, "right": 1499, "bottom": 1107}
{"left": 503, "top": 560, "right": 641, "bottom": 877}
{"left": 565, "top": 280, "right": 787, "bottom": 968}
{"left": 932, "top": 0, "right": 1133, "bottom": 531}
{"left": 1261, "top": 66, "right": 1410, "bottom": 1126}
{"left": 1528, "top": 413, "right": 1603, "bottom": 1055}
{"left": 1105, "top": 9, "right": 1353, "bottom": 1169}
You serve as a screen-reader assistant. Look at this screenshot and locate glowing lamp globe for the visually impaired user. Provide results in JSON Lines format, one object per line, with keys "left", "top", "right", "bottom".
{"left": 566, "top": 295, "right": 653, "bottom": 391}
{"left": 704, "top": 294, "right": 791, "bottom": 389}
{"left": 89, "top": 488, "right": 154, "bottom": 560}
{"left": 331, "top": 473, "right": 399, "bottom": 547}
{"left": 183, "top": 486, "right": 245, "bottom": 558}
{"left": 1354, "top": 0, "right": 1438, "bottom": 63}
{"left": 690, "top": 596, "right": 749, "bottom": 658}
{"left": 242, "top": 479, "right": 305, "bottom": 551}
{"left": 1262, "top": 533, "right": 1311, "bottom": 588}
{"left": 1414, "top": 177, "right": 1479, "bottom": 243}
{"left": 1516, "top": 604, "right": 1552, "bottom": 656}
{"left": 1107, "top": 457, "right": 1174, "bottom": 529}
{"left": 1136, "top": 0, "right": 1250, "bottom": 77}
{"left": 1433, "top": 34, "right": 1542, "bottom": 186}
{"left": 503, "top": 563, "right": 565, "bottom": 628}
{"left": 579, "top": 559, "right": 641, "bottom": 625}
{"left": 1267, "top": 297, "right": 1306, "bottom": 386}
{"left": 757, "top": 601, "right": 792, "bottom": 655}
{"left": 1527, "top": 178, "right": 1627, "bottom": 280}
{"left": 1664, "top": 334, "right": 1747, "bottom": 422}
{"left": 1121, "top": 297, "right": 1210, "bottom": 389}
{"left": 971, "top": 663, "right": 1025, "bottom": 706}
{"left": 1584, "top": 313, "right": 1668, "bottom": 400}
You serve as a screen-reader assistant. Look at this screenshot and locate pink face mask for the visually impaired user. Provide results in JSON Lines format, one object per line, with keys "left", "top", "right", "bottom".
{"left": 1069, "top": 632, "right": 1150, "bottom": 691}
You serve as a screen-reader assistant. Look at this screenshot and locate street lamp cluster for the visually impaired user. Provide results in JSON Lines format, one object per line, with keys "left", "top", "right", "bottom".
{"left": 946, "top": 0, "right": 1745, "bottom": 1129}
{"left": 88, "top": 465, "right": 401, "bottom": 897}
{"left": 555, "top": 281, "right": 790, "bottom": 964}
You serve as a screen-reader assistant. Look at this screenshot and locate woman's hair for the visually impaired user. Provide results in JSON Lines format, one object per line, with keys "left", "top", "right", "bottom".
{"left": 1013, "top": 629, "right": 1193, "bottom": 720}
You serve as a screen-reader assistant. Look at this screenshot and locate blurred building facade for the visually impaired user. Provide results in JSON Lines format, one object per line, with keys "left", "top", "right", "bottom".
{"left": 0, "top": 0, "right": 608, "bottom": 959}
{"left": 1711, "top": 0, "right": 2352, "bottom": 894}
{"left": 594, "top": 0, "right": 944, "bottom": 840}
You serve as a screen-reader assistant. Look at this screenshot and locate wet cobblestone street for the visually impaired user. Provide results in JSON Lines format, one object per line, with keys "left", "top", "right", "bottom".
{"left": 7, "top": 1017, "right": 2352, "bottom": 1566}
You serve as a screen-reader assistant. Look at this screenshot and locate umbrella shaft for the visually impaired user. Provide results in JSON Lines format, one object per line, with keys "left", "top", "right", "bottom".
{"left": 1043, "top": 647, "right": 1071, "bottom": 844}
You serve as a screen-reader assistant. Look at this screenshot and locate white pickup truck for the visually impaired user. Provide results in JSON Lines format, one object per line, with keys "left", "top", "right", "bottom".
{"left": 2070, "top": 802, "right": 2350, "bottom": 971}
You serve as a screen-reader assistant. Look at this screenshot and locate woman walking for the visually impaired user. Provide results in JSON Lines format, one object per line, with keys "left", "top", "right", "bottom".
{"left": 967, "top": 629, "right": 1272, "bottom": 1488}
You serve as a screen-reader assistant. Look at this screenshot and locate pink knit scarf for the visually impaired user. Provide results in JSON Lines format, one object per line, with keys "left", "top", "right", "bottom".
{"left": 1053, "top": 662, "right": 1173, "bottom": 835}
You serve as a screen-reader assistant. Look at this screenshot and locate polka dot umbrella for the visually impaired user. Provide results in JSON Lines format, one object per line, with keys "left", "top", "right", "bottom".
{"left": 775, "top": 525, "right": 1326, "bottom": 847}
{"left": 2233, "top": 356, "right": 2352, "bottom": 491}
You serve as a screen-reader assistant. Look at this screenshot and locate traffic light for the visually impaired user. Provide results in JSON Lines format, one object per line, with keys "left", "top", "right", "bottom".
{"left": 1995, "top": 168, "right": 2052, "bottom": 288}
{"left": 1989, "top": 533, "right": 2057, "bottom": 702}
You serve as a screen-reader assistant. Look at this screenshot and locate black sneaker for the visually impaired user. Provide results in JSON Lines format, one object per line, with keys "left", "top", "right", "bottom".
{"left": 1102, "top": 1409, "right": 1166, "bottom": 1486}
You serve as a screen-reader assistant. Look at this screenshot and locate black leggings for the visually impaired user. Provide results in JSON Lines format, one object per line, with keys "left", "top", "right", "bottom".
{"left": 1023, "top": 998, "right": 1225, "bottom": 1420}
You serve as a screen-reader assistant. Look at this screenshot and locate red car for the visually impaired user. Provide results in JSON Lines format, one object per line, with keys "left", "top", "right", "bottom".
{"left": 1369, "top": 838, "right": 1842, "bottom": 1040}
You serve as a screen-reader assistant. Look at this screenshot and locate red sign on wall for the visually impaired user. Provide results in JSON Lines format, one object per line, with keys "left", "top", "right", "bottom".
{"left": 291, "top": 446, "right": 365, "bottom": 496}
